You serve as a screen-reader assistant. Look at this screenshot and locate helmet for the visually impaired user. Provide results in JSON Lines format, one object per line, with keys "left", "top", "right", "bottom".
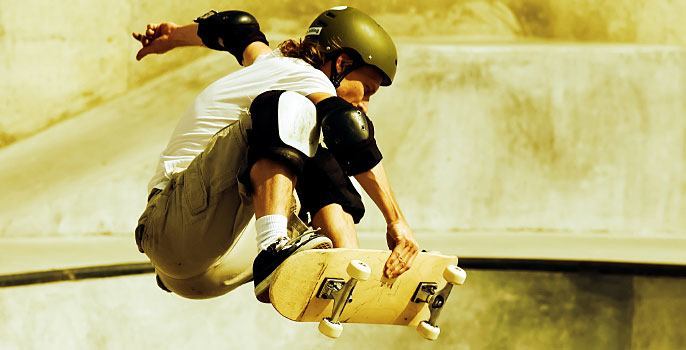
{"left": 304, "top": 6, "right": 397, "bottom": 86}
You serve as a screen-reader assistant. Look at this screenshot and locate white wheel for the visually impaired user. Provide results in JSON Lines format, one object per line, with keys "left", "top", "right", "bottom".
{"left": 319, "top": 318, "right": 343, "bottom": 338}
{"left": 347, "top": 260, "right": 371, "bottom": 281}
{"left": 417, "top": 321, "right": 440, "bottom": 340}
{"left": 443, "top": 265, "right": 467, "bottom": 285}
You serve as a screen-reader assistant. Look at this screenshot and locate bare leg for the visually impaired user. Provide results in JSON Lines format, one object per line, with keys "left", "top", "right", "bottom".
{"left": 250, "top": 159, "right": 295, "bottom": 218}
{"left": 311, "top": 204, "right": 359, "bottom": 248}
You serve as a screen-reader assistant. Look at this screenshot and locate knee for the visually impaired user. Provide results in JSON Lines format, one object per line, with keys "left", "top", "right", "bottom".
{"left": 312, "top": 205, "right": 359, "bottom": 248}
{"left": 248, "top": 158, "right": 297, "bottom": 194}
{"left": 247, "top": 90, "right": 319, "bottom": 176}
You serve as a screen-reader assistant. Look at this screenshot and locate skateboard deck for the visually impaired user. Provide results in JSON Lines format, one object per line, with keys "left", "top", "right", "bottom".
{"left": 269, "top": 248, "right": 460, "bottom": 327}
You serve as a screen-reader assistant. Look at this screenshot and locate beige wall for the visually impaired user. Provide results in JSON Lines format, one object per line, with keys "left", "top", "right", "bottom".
{"left": 1, "top": 2, "right": 685, "bottom": 348}
{"left": 1, "top": 0, "right": 236, "bottom": 146}
{"left": 1, "top": 1, "right": 686, "bottom": 239}
{"left": 3, "top": 0, "right": 686, "bottom": 147}
{"left": 363, "top": 44, "right": 686, "bottom": 236}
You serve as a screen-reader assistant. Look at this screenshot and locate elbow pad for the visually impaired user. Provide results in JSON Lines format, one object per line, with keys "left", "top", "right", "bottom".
{"left": 317, "top": 97, "right": 383, "bottom": 175}
{"left": 194, "top": 10, "right": 269, "bottom": 65}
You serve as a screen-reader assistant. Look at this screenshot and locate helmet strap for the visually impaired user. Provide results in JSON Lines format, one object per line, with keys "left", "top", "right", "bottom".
{"left": 329, "top": 54, "right": 363, "bottom": 88}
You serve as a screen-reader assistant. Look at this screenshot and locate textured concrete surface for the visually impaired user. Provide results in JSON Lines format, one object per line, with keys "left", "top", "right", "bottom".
{"left": 0, "top": 54, "right": 229, "bottom": 237}
{"left": 365, "top": 43, "right": 686, "bottom": 237}
{"left": 1, "top": 43, "right": 685, "bottom": 241}
{"left": 632, "top": 277, "right": 686, "bottom": 349}
{"left": 2, "top": 1, "right": 685, "bottom": 349}
{"left": 3, "top": 233, "right": 685, "bottom": 277}
{"left": 4, "top": 0, "right": 686, "bottom": 146}
{"left": 0, "top": 271, "right": 684, "bottom": 349}
{"left": 0, "top": 237, "right": 147, "bottom": 274}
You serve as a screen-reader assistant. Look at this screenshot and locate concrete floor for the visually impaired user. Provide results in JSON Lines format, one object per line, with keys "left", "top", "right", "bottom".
{"left": 0, "top": 270, "right": 684, "bottom": 349}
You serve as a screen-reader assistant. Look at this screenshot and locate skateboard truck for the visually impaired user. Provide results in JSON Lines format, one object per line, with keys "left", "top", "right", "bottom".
{"left": 413, "top": 265, "right": 467, "bottom": 341}
{"left": 317, "top": 278, "right": 353, "bottom": 303}
{"left": 316, "top": 260, "right": 371, "bottom": 339}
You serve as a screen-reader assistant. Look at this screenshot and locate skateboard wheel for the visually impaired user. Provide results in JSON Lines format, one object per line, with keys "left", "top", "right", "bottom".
{"left": 319, "top": 318, "right": 343, "bottom": 339}
{"left": 443, "top": 265, "right": 467, "bottom": 285}
{"left": 346, "top": 260, "right": 371, "bottom": 281}
{"left": 417, "top": 321, "right": 440, "bottom": 340}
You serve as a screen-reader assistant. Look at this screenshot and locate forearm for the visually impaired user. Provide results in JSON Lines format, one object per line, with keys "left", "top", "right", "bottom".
{"left": 354, "top": 162, "right": 404, "bottom": 225}
{"left": 169, "top": 23, "right": 203, "bottom": 47}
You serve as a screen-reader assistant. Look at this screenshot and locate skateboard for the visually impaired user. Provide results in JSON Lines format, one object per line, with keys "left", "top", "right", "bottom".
{"left": 269, "top": 248, "right": 467, "bottom": 340}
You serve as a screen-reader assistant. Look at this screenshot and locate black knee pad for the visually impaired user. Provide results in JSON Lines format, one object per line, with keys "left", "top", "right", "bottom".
{"left": 245, "top": 90, "right": 320, "bottom": 179}
{"left": 316, "top": 97, "right": 383, "bottom": 175}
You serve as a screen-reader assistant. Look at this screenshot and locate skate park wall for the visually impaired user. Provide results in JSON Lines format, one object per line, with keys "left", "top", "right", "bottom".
{"left": 1, "top": 0, "right": 686, "bottom": 348}
{"left": 4, "top": 0, "right": 686, "bottom": 147}
{"left": 2, "top": 0, "right": 686, "bottom": 241}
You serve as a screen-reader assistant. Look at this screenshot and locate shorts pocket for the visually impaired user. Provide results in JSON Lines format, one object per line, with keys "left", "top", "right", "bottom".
{"left": 135, "top": 199, "right": 157, "bottom": 253}
{"left": 183, "top": 158, "right": 209, "bottom": 215}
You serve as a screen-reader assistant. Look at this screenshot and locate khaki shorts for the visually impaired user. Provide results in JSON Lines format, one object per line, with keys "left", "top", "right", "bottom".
{"left": 137, "top": 118, "right": 258, "bottom": 299}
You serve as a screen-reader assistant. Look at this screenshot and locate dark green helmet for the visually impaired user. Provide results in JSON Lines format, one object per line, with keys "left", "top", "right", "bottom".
{"left": 304, "top": 6, "right": 397, "bottom": 86}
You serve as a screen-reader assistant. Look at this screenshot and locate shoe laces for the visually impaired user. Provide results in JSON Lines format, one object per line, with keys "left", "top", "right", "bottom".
{"left": 269, "top": 237, "right": 290, "bottom": 252}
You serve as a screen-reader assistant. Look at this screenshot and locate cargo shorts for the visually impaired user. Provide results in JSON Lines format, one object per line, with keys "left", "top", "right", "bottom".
{"left": 136, "top": 116, "right": 259, "bottom": 299}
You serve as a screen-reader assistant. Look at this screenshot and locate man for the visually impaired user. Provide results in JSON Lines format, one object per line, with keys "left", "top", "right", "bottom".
{"left": 133, "top": 6, "right": 418, "bottom": 302}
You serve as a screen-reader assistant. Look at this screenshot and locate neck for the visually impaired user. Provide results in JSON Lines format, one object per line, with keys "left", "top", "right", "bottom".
{"left": 320, "top": 60, "right": 333, "bottom": 79}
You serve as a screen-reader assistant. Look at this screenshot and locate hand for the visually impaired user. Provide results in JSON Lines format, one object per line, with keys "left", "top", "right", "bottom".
{"left": 132, "top": 22, "right": 180, "bottom": 61}
{"left": 383, "top": 220, "right": 419, "bottom": 279}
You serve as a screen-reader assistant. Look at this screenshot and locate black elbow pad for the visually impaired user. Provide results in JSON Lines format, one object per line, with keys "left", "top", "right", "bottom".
{"left": 317, "top": 97, "right": 383, "bottom": 175}
{"left": 194, "top": 10, "right": 269, "bottom": 65}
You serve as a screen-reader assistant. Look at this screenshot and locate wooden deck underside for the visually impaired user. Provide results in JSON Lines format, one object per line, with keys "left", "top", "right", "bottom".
{"left": 269, "top": 249, "right": 458, "bottom": 325}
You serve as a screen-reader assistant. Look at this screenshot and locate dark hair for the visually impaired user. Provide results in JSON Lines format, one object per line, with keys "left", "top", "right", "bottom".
{"left": 278, "top": 38, "right": 349, "bottom": 69}
{"left": 278, "top": 39, "right": 327, "bottom": 68}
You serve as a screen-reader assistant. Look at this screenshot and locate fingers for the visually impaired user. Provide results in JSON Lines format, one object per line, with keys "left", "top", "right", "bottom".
{"left": 383, "top": 241, "right": 419, "bottom": 278}
{"left": 132, "top": 23, "right": 162, "bottom": 46}
{"left": 147, "top": 24, "right": 156, "bottom": 37}
{"left": 132, "top": 23, "right": 165, "bottom": 61}
{"left": 136, "top": 46, "right": 152, "bottom": 61}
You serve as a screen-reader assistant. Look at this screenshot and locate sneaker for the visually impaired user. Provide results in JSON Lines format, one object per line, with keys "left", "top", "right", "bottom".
{"left": 253, "top": 230, "right": 332, "bottom": 303}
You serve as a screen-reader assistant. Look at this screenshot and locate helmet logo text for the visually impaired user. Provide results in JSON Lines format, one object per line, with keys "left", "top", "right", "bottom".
{"left": 306, "top": 27, "right": 323, "bottom": 36}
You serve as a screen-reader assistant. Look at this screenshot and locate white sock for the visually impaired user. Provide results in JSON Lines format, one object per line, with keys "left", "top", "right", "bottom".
{"left": 255, "top": 214, "right": 288, "bottom": 251}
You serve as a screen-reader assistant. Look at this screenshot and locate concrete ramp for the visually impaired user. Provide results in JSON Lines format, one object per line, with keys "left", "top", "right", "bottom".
{"left": 2, "top": 43, "right": 685, "bottom": 251}
{"left": 0, "top": 54, "right": 234, "bottom": 236}
{"left": 1, "top": 268, "right": 684, "bottom": 349}
{"left": 366, "top": 43, "right": 686, "bottom": 237}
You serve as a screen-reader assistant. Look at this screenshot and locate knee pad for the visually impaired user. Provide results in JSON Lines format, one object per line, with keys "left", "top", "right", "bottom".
{"left": 247, "top": 90, "right": 320, "bottom": 176}
{"left": 316, "top": 96, "right": 383, "bottom": 175}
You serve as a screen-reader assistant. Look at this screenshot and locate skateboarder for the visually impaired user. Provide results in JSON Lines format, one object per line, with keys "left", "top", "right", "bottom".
{"left": 133, "top": 6, "right": 419, "bottom": 301}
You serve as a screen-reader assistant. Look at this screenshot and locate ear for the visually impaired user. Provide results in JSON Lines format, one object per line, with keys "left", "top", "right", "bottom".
{"left": 335, "top": 52, "right": 354, "bottom": 74}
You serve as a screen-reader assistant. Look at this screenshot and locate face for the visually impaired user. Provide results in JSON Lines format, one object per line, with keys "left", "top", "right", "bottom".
{"left": 332, "top": 55, "right": 383, "bottom": 113}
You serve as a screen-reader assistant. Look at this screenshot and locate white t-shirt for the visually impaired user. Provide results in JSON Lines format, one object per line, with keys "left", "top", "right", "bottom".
{"left": 148, "top": 50, "right": 337, "bottom": 192}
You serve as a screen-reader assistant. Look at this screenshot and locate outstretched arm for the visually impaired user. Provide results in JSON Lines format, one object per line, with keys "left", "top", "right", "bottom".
{"left": 132, "top": 10, "right": 271, "bottom": 66}
{"left": 354, "top": 162, "right": 419, "bottom": 279}
{"left": 132, "top": 23, "right": 201, "bottom": 61}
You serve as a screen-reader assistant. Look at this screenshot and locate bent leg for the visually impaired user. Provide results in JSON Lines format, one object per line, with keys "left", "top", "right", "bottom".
{"left": 156, "top": 217, "right": 257, "bottom": 299}
{"left": 245, "top": 90, "right": 323, "bottom": 250}
{"left": 311, "top": 204, "right": 359, "bottom": 248}
{"left": 138, "top": 121, "right": 258, "bottom": 298}
{"left": 250, "top": 158, "right": 296, "bottom": 218}
{"left": 297, "top": 147, "right": 366, "bottom": 247}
